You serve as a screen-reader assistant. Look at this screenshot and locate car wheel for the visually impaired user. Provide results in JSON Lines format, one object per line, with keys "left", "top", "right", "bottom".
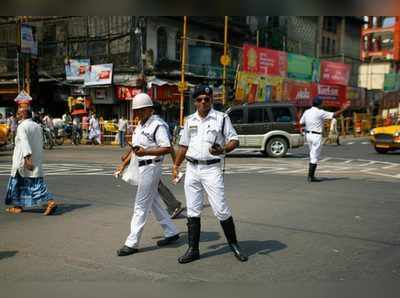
{"left": 375, "top": 146, "right": 389, "bottom": 154}
{"left": 265, "top": 137, "right": 288, "bottom": 158}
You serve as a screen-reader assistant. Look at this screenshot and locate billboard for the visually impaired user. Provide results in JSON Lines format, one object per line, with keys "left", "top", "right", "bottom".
{"left": 242, "top": 44, "right": 287, "bottom": 77}
{"left": 65, "top": 59, "right": 90, "bottom": 81}
{"left": 312, "top": 84, "right": 346, "bottom": 108}
{"left": 287, "top": 53, "right": 320, "bottom": 82}
{"left": 84, "top": 64, "right": 113, "bottom": 86}
{"left": 346, "top": 87, "right": 367, "bottom": 109}
{"left": 319, "top": 60, "right": 351, "bottom": 86}
{"left": 20, "top": 24, "right": 38, "bottom": 56}
{"left": 235, "top": 71, "right": 283, "bottom": 103}
{"left": 283, "top": 79, "right": 313, "bottom": 107}
{"left": 115, "top": 86, "right": 141, "bottom": 100}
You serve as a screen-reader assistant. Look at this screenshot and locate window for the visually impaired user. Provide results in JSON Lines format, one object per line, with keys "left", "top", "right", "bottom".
{"left": 271, "top": 107, "right": 293, "bottom": 122}
{"left": 263, "top": 109, "right": 270, "bottom": 122}
{"left": 157, "top": 27, "right": 168, "bottom": 60}
{"left": 229, "top": 109, "right": 244, "bottom": 124}
{"left": 323, "top": 17, "right": 338, "bottom": 33}
{"left": 248, "top": 108, "right": 263, "bottom": 124}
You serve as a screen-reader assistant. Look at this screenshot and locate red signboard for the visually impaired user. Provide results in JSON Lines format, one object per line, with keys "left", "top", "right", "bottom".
{"left": 150, "top": 85, "right": 180, "bottom": 103}
{"left": 242, "top": 44, "right": 287, "bottom": 77}
{"left": 115, "top": 86, "right": 141, "bottom": 100}
{"left": 319, "top": 61, "right": 351, "bottom": 86}
{"left": 283, "top": 80, "right": 313, "bottom": 107}
{"left": 312, "top": 83, "right": 346, "bottom": 108}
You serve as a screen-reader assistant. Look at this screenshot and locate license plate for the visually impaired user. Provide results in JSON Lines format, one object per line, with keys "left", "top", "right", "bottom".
{"left": 376, "top": 144, "right": 390, "bottom": 148}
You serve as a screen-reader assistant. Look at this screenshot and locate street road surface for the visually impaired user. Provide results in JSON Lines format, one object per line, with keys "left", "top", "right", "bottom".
{"left": 0, "top": 137, "right": 399, "bottom": 285}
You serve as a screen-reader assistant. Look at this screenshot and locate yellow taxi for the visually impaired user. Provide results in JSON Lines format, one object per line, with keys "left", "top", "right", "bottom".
{"left": 0, "top": 123, "right": 10, "bottom": 146}
{"left": 102, "top": 120, "right": 119, "bottom": 134}
{"left": 370, "top": 124, "right": 400, "bottom": 153}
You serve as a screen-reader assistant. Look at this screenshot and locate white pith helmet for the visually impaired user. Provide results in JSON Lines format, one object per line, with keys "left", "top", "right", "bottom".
{"left": 132, "top": 93, "right": 153, "bottom": 110}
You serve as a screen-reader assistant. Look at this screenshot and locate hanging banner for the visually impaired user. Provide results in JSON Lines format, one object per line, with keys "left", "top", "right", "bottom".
{"left": 84, "top": 64, "right": 113, "bottom": 86}
{"left": 346, "top": 87, "right": 367, "bottom": 109}
{"left": 319, "top": 61, "right": 351, "bottom": 86}
{"left": 115, "top": 86, "right": 141, "bottom": 100}
{"left": 312, "top": 84, "right": 346, "bottom": 108}
{"left": 242, "top": 44, "right": 287, "bottom": 77}
{"left": 20, "top": 24, "right": 38, "bottom": 56}
{"left": 287, "top": 53, "right": 320, "bottom": 82}
{"left": 65, "top": 59, "right": 90, "bottom": 81}
{"left": 150, "top": 85, "right": 180, "bottom": 103}
{"left": 283, "top": 79, "right": 313, "bottom": 107}
{"left": 235, "top": 71, "right": 283, "bottom": 103}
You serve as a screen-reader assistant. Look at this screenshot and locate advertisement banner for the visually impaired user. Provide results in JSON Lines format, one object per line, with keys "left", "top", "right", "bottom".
{"left": 235, "top": 71, "right": 283, "bottom": 103}
{"left": 20, "top": 24, "right": 38, "bottom": 56}
{"left": 115, "top": 86, "right": 141, "bottom": 100}
{"left": 312, "top": 84, "right": 346, "bottom": 108}
{"left": 346, "top": 87, "right": 367, "bottom": 109}
{"left": 283, "top": 79, "right": 313, "bottom": 107}
{"left": 287, "top": 53, "right": 320, "bottom": 82}
{"left": 84, "top": 64, "right": 113, "bottom": 86}
{"left": 151, "top": 85, "right": 180, "bottom": 103}
{"left": 319, "top": 61, "right": 351, "bottom": 86}
{"left": 65, "top": 59, "right": 90, "bottom": 81}
{"left": 383, "top": 72, "right": 400, "bottom": 91}
{"left": 242, "top": 44, "right": 287, "bottom": 77}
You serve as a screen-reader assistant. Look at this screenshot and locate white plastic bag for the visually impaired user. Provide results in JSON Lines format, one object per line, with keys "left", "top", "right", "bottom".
{"left": 121, "top": 154, "right": 140, "bottom": 185}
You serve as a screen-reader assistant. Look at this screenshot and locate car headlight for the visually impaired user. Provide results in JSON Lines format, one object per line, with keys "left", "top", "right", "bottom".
{"left": 394, "top": 131, "right": 400, "bottom": 137}
{"left": 370, "top": 130, "right": 375, "bottom": 136}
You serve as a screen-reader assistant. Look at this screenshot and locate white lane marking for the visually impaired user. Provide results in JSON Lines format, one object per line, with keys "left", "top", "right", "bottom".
{"left": 347, "top": 142, "right": 355, "bottom": 145}
{"left": 361, "top": 142, "right": 369, "bottom": 145}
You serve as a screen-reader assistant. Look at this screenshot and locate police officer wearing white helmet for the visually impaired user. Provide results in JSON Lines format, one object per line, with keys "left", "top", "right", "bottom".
{"left": 116, "top": 93, "right": 179, "bottom": 256}
{"left": 173, "top": 85, "right": 248, "bottom": 263}
{"left": 300, "top": 97, "right": 350, "bottom": 182}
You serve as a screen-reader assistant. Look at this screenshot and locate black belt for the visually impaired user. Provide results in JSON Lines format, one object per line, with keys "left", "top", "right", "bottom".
{"left": 186, "top": 157, "right": 220, "bottom": 165}
{"left": 138, "top": 158, "right": 161, "bottom": 167}
{"left": 305, "top": 130, "right": 322, "bottom": 135}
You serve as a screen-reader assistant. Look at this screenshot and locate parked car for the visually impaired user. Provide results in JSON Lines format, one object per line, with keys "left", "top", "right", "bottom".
{"left": 226, "top": 103, "right": 304, "bottom": 157}
{"left": 370, "top": 124, "right": 400, "bottom": 153}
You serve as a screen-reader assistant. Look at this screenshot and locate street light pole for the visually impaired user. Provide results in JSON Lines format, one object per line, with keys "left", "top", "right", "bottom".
{"left": 179, "top": 16, "right": 188, "bottom": 127}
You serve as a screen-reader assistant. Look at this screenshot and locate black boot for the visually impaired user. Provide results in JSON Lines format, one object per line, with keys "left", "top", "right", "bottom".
{"left": 178, "top": 217, "right": 200, "bottom": 264}
{"left": 220, "top": 217, "right": 248, "bottom": 262}
{"left": 307, "top": 163, "right": 321, "bottom": 182}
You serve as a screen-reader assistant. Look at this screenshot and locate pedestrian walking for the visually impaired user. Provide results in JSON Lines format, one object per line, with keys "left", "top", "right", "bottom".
{"left": 116, "top": 93, "right": 179, "bottom": 257}
{"left": 300, "top": 97, "right": 350, "bottom": 182}
{"left": 328, "top": 118, "right": 340, "bottom": 145}
{"left": 173, "top": 85, "right": 248, "bottom": 264}
{"left": 7, "top": 113, "right": 17, "bottom": 145}
{"left": 89, "top": 114, "right": 101, "bottom": 145}
{"left": 117, "top": 115, "right": 128, "bottom": 148}
{"left": 4, "top": 106, "right": 57, "bottom": 215}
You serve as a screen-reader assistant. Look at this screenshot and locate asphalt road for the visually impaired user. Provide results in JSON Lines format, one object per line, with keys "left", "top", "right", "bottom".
{"left": 0, "top": 139, "right": 399, "bottom": 288}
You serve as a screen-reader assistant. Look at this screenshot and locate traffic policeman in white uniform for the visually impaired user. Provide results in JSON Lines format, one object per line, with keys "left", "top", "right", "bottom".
{"left": 117, "top": 93, "right": 179, "bottom": 256}
{"left": 173, "top": 85, "right": 247, "bottom": 263}
{"left": 300, "top": 97, "right": 350, "bottom": 182}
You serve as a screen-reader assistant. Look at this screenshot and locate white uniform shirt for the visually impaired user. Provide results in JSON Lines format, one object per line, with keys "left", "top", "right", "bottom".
{"left": 118, "top": 118, "right": 127, "bottom": 132}
{"left": 300, "top": 107, "right": 334, "bottom": 133}
{"left": 11, "top": 119, "right": 44, "bottom": 178}
{"left": 132, "top": 115, "right": 171, "bottom": 161}
{"left": 179, "top": 108, "right": 238, "bottom": 161}
{"left": 89, "top": 117, "right": 100, "bottom": 133}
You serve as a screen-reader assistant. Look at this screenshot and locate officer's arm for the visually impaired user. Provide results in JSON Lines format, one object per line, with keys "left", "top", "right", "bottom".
{"left": 333, "top": 102, "right": 350, "bottom": 118}
{"left": 224, "top": 139, "right": 239, "bottom": 154}
{"left": 172, "top": 145, "right": 188, "bottom": 179}
{"left": 138, "top": 146, "right": 171, "bottom": 156}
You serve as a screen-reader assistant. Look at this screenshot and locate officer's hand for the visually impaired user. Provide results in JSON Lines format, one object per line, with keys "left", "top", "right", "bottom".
{"left": 172, "top": 165, "right": 179, "bottom": 180}
{"left": 209, "top": 144, "right": 224, "bottom": 155}
{"left": 135, "top": 147, "right": 146, "bottom": 157}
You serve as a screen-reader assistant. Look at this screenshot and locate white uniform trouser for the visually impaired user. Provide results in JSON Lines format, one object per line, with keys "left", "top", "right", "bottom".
{"left": 184, "top": 162, "right": 232, "bottom": 221}
{"left": 125, "top": 163, "right": 178, "bottom": 248}
{"left": 306, "top": 133, "right": 323, "bottom": 164}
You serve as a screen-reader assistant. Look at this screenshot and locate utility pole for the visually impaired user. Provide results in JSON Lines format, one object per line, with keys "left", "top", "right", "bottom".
{"left": 178, "top": 16, "right": 188, "bottom": 127}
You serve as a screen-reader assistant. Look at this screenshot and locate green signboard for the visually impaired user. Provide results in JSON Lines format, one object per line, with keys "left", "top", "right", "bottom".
{"left": 287, "top": 53, "right": 319, "bottom": 82}
{"left": 383, "top": 72, "right": 400, "bottom": 91}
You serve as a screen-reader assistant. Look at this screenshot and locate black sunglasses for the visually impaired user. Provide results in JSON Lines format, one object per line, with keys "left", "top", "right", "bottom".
{"left": 196, "top": 96, "right": 211, "bottom": 103}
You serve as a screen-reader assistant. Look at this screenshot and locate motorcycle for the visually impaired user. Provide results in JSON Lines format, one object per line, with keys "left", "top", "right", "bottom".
{"left": 55, "top": 124, "right": 73, "bottom": 145}
{"left": 42, "top": 125, "right": 54, "bottom": 150}
{"left": 71, "top": 126, "right": 82, "bottom": 145}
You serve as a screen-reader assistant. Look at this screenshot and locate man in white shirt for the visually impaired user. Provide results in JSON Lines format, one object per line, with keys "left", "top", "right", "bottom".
{"left": 300, "top": 97, "right": 350, "bottom": 182}
{"left": 4, "top": 106, "right": 57, "bottom": 215}
{"left": 173, "top": 85, "right": 247, "bottom": 263}
{"left": 117, "top": 115, "right": 128, "bottom": 148}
